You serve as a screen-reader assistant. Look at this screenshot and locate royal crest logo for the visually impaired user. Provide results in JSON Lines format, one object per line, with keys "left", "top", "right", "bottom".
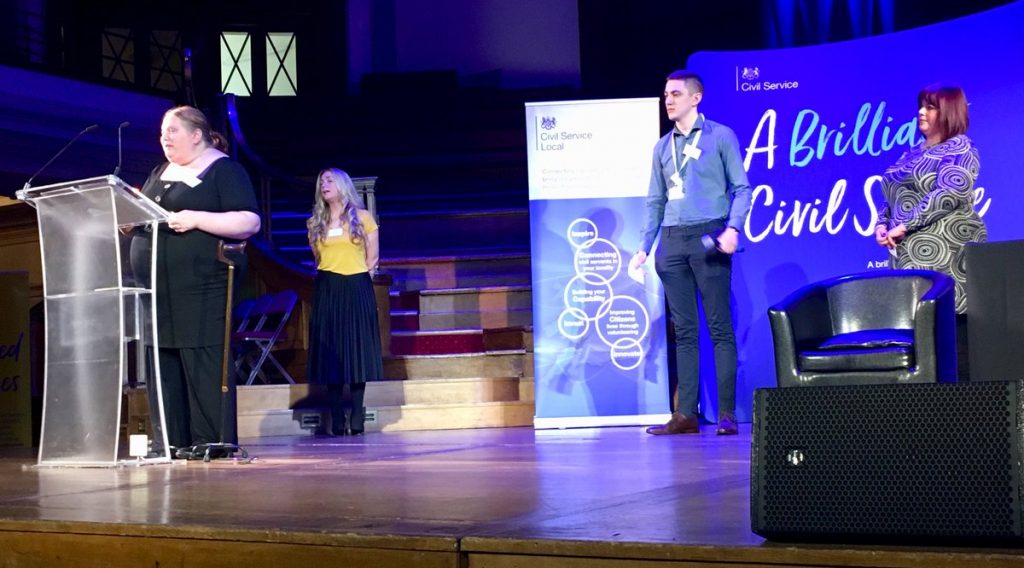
{"left": 742, "top": 66, "right": 760, "bottom": 80}
{"left": 541, "top": 116, "right": 557, "bottom": 130}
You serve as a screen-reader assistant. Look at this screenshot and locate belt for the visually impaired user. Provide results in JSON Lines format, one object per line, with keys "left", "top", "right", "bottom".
{"left": 662, "top": 219, "right": 725, "bottom": 238}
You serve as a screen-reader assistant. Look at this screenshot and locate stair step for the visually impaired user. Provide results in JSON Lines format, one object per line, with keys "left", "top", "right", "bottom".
{"left": 419, "top": 285, "right": 532, "bottom": 311}
{"left": 236, "top": 378, "right": 535, "bottom": 436}
{"left": 237, "top": 376, "right": 530, "bottom": 407}
{"left": 380, "top": 253, "right": 531, "bottom": 291}
{"left": 238, "top": 400, "right": 534, "bottom": 436}
{"left": 414, "top": 285, "right": 533, "bottom": 331}
{"left": 390, "top": 328, "right": 485, "bottom": 356}
{"left": 420, "top": 309, "right": 532, "bottom": 331}
{"left": 483, "top": 326, "right": 534, "bottom": 352}
{"left": 384, "top": 350, "right": 527, "bottom": 380}
{"left": 371, "top": 400, "right": 534, "bottom": 432}
{"left": 390, "top": 290, "right": 421, "bottom": 311}
{"left": 390, "top": 310, "right": 419, "bottom": 331}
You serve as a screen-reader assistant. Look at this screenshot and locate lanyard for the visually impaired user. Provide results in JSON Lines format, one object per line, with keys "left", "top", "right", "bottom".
{"left": 671, "top": 113, "right": 704, "bottom": 176}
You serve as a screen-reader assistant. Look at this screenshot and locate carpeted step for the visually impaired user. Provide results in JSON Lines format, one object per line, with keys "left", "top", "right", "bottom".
{"left": 417, "top": 285, "right": 532, "bottom": 330}
{"left": 390, "top": 290, "right": 421, "bottom": 310}
{"left": 390, "top": 328, "right": 485, "bottom": 356}
{"left": 390, "top": 310, "right": 419, "bottom": 332}
{"left": 483, "top": 326, "right": 534, "bottom": 352}
{"left": 381, "top": 253, "right": 530, "bottom": 291}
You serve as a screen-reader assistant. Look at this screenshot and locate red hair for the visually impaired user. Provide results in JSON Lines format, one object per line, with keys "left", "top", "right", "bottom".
{"left": 918, "top": 84, "right": 969, "bottom": 141}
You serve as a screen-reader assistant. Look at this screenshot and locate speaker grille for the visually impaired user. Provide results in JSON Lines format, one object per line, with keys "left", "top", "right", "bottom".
{"left": 751, "top": 381, "right": 1024, "bottom": 541}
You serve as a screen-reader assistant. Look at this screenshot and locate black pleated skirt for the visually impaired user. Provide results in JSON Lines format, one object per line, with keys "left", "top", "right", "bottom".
{"left": 307, "top": 270, "right": 383, "bottom": 385}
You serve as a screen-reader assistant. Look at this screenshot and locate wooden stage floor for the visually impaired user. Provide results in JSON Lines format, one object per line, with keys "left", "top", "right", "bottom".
{"left": 0, "top": 425, "right": 1021, "bottom": 567}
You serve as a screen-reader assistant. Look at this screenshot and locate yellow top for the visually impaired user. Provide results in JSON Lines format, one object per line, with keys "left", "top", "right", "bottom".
{"left": 315, "top": 209, "right": 378, "bottom": 275}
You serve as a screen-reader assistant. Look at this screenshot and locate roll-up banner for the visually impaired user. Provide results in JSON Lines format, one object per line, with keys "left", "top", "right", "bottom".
{"left": 526, "top": 98, "right": 671, "bottom": 429}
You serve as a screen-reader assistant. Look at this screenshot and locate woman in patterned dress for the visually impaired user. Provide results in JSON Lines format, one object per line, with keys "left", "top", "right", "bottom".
{"left": 875, "top": 84, "right": 986, "bottom": 378}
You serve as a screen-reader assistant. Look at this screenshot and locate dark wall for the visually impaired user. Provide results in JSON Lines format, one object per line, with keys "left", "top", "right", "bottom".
{"left": 2, "top": 0, "right": 347, "bottom": 104}
{"left": 577, "top": 0, "right": 1017, "bottom": 99}
{"left": 4, "top": 0, "right": 1019, "bottom": 102}
{"left": 578, "top": 1, "right": 763, "bottom": 98}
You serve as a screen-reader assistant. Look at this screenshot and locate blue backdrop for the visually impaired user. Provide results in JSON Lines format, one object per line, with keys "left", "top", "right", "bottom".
{"left": 687, "top": 1, "right": 1024, "bottom": 422}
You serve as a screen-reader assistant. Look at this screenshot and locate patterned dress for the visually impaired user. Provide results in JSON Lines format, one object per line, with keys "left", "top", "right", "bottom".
{"left": 879, "top": 134, "right": 987, "bottom": 313}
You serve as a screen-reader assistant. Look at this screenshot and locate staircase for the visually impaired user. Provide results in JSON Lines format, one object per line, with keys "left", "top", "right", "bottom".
{"left": 237, "top": 280, "right": 535, "bottom": 436}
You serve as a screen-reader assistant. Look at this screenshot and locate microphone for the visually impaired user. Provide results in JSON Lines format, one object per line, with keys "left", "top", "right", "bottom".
{"left": 701, "top": 231, "right": 745, "bottom": 254}
{"left": 23, "top": 124, "right": 100, "bottom": 190}
{"left": 113, "top": 121, "right": 130, "bottom": 177}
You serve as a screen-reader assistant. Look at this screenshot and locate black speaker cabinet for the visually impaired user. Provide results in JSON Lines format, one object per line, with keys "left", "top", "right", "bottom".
{"left": 751, "top": 381, "right": 1024, "bottom": 544}
{"left": 966, "top": 240, "right": 1024, "bottom": 381}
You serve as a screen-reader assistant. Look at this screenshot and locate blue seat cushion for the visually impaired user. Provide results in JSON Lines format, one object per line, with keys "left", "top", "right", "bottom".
{"left": 816, "top": 329, "right": 914, "bottom": 351}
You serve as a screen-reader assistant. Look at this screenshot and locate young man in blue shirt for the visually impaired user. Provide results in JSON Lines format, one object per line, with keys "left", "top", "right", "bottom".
{"left": 631, "top": 70, "right": 752, "bottom": 436}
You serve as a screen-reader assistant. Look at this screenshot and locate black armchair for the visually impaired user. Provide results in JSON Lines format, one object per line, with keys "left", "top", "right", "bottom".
{"left": 768, "top": 270, "right": 958, "bottom": 387}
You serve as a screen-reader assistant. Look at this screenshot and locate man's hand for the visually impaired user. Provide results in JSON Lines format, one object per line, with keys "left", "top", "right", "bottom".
{"left": 717, "top": 227, "right": 739, "bottom": 254}
{"left": 628, "top": 251, "right": 648, "bottom": 284}
{"left": 629, "top": 250, "right": 647, "bottom": 270}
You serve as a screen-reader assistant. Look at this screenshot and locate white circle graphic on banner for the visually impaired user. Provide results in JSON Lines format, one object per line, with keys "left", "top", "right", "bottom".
{"left": 557, "top": 307, "right": 590, "bottom": 339}
{"left": 595, "top": 295, "right": 650, "bottom": 346}
{"left": 566, "top": 218, "right": 599, "bottom": 249}
{"left": 563, "top": 273, "right": 613, "bottom": 321}
{"left": 573, "top": 238, "right": 621, "bottom": 282}
{"left": 610, "top": 337, "right": 644, "bottom": 370}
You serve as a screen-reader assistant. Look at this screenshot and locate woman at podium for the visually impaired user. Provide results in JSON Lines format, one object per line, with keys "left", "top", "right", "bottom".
{"left": 875, "top": 84, "right": 987, "bottom": 378}
{"left": 131, "top": 105, "right": 260, "bottom": 452}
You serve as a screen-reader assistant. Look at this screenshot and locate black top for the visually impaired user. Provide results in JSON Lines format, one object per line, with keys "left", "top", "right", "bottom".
{"left": 130, "top": 158, "right": 259, "bottom": 347}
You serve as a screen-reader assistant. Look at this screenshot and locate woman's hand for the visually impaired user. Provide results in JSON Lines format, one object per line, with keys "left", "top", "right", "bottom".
{"left": 166, "top": 210, "right": 261, "bottom": 238}
{"left": 885, "top": 223, "right": 908, "bottom": 248}
{"left": 167, "top": 210, "right": 201, "bottom": 233}
{"left": 874, "top": 224, "right": 888, "bottom": 247}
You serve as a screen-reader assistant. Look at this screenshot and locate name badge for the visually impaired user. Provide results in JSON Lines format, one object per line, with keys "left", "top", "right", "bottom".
{"left": 683, "top": 142, "right": 702, "bottom": 160}
{"left": 667, "top": 172, "right": 684, "bottom": 201}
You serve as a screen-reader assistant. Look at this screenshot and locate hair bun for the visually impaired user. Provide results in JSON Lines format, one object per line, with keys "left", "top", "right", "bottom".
{"left": 210, "top": 131, "right": 230, "bottom": 153}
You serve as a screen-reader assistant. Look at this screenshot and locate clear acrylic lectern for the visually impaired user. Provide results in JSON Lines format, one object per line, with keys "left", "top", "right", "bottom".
{"left": 17, "top": 176, "right": 171, "bottom": 466}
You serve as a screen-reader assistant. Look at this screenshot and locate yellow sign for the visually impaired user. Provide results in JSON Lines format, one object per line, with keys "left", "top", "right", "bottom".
{"left": 0, "top": 272, "right": 31, "bottom": 447}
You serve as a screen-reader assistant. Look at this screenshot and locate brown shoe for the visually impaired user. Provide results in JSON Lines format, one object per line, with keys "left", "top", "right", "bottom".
{"left": 646, "top": 413, "right": 700, "bottom": 435}
{"left": 716, "top": 412, "right": 738, "bottom": 435}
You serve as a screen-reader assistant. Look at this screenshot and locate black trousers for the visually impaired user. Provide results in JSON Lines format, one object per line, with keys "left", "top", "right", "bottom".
{"left": 151, "top": 345, "right": 237, "bottom": 448}
{"left": 327, "top": 383, "right": 366, "bottom": 434}
{"left": 654, "top": 220, "right": 737, "bottom": 418}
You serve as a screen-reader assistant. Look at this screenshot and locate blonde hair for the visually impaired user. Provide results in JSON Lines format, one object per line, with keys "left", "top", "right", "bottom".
{"left": 306, "top": 168, "right": 368, "bottom": 265}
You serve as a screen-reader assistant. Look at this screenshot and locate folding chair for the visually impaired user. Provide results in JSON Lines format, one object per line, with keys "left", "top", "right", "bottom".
{"left": 233, "top": 290, "right": 298, "bottom": 385}
{"left": 232, "top": 297, "right": 257, "bottom": 333}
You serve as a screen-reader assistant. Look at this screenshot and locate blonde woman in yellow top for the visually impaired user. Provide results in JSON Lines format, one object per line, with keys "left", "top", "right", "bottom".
{"left": 306, "top": 168, "right": 382, "bottom": 435}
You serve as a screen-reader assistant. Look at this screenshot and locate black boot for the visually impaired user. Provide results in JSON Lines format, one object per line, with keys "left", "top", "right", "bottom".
{"left": 349, "top": 384, "right": 366, "bottom": 435}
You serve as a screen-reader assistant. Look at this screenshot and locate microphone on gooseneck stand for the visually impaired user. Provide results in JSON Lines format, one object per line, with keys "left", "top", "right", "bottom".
{"left": 23, "top": 124, "right": 100, "bottom": 190}
{"left": 112, "top": 121, "right": 130, "bottom": 178}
